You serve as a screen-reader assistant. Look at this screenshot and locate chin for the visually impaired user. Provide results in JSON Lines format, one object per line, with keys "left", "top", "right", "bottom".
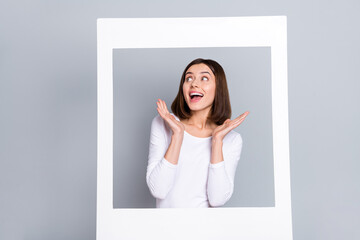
{"left": 189, "top": 105, "right": 211, "bottom": 112}
{"left": 186, "top": 98, "right": 212, "bottom": 111}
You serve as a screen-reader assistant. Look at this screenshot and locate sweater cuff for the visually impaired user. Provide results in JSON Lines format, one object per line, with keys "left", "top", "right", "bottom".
{"left": 209, "top": 161, "right": 225, "bottom": 169}
{"left": 161, "top": 157, "right": 178, "bottom": 169}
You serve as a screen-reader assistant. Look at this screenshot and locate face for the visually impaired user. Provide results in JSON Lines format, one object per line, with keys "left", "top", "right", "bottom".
{"left": 182, "top": 63, "right": 216, "bottom": 113}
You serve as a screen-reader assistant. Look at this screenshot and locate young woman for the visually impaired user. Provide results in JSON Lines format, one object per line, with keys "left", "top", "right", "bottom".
{"left": 146, "top": 58, "right": 249, "bottom": 208}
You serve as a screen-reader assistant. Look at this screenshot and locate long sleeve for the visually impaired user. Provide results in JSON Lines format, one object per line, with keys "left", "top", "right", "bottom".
{"left": 146, "top": 115, "right": 178, "bottom": 199}
{"left": 207, "top": 133, "right": 243, "bottom": 207}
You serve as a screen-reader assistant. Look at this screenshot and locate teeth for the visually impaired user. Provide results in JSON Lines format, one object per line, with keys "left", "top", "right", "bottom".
{"left": 190, "top": 92, "right": 204, "bottom": 97}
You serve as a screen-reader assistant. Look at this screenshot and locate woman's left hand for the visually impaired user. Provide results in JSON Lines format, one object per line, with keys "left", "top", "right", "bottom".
{"left": 212, "top": 111, "right": 250, "bottom": 141}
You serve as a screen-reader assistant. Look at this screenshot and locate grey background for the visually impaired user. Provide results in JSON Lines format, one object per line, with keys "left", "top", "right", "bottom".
{"left": 0, "top": 0, "right": 359, "bottom": 240}
{"left": 113, "top": 47, "right": 274, "bottom": 208}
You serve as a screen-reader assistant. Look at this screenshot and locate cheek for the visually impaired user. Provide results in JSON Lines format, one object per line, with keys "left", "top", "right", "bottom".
{"left": 206, "top": 85, "right": 216, "bottom": 98}
{"left": 182, "top": 85, "right": 188, "bottom": 99}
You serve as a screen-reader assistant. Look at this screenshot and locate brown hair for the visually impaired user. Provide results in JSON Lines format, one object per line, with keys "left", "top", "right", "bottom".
{"left": 171, "top": 58, "right": 232, "bottom": 126}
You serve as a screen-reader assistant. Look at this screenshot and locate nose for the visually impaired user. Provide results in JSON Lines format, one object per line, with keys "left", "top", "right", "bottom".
{"left": 190, "top": 77, "right": 200, "bottom": 87}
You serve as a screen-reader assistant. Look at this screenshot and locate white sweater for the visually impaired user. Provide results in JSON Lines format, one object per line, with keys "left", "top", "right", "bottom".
{"left": 146, "top": 113, "right": 243, "bottom": 208}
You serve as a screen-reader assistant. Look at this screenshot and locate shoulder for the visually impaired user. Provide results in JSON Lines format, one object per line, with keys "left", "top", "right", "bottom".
{"left": 150, "top": 114, "right": 174, "bottom": 135}
{"left": 222, "top": 130, "right": 243, "bottom": 159}
{"left": 152, "top": 113, "right": 180, "bottom": 125}
{"left": 151, "top": 114, "right": 167, "bottom": 134}
{"left": 151, "top": 114, "right": 164, "bottom": 127}
{"left": 224, "top": 130, "right": 243, "bottom": 147}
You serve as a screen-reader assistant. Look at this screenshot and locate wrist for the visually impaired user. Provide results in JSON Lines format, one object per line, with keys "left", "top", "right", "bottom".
{"left": 172, "top": 131, "right": 184, "bottom": 140}
{"left": 212, "top": 137, "right": 223, "bottom": 145}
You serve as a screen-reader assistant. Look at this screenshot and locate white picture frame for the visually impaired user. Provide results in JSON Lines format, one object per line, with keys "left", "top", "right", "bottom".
{"left": 97, "top": 16, "right": 292, "bottom": 240}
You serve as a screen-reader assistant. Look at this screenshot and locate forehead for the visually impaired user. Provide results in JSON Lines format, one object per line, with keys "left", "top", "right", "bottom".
{"left": 186, "top": 63, "right": 213, "bottom": 75}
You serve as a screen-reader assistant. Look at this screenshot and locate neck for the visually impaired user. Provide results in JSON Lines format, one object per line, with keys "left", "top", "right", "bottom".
{"left": 187, "top": 107, "right": 213, "bottom": 130}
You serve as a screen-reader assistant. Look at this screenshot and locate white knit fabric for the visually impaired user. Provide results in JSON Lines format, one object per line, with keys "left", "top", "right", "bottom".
{"left": 146, "top": 113, "right": 243, "bottom": 208}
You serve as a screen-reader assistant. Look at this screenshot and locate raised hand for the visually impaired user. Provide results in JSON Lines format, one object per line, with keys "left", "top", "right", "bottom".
{"left": 156, "top": 99, "right": 185, "bottom": 136}
{"left": 212, "top": 111, "right": 249, "bottom": 141}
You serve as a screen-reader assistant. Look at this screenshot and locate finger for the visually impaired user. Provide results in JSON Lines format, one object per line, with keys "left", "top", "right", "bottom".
{"left": 220, "top": 112, "right": 249, "bottom": 133}
{"left": 228, "top": 115, "right": 246, "bottom": 127}
{"left": 240, "top": 111, "right": 249, "bottom": 119}
{"left": 157, "top": 106, "right": 165, "bottom": 117}
{"left": 158, "top": 99, "right": 164, "bottom": 109}
{"left": 159, "top": 100, "right": 172, "bottom": 120}
{"left": 157, "top": 99, "right": 163, "bottom": 111}
{"left": 157, "top": 100, "right": 167, "bottom": 117}
{"left": 233, "top": 116, "right": 246, "bottom": 128}
{"left": 159, "top": 100, "right": 167, "bottom": 115}
{"left": 157, "top": 99, "right": 163, "bottom": 107}
{"left": 156, "top": 101, "right": 161, "bottom": 112}
{"left": 233, "top": 118, "right": 245, "bottom": 127}
{"left": 224, "top": 119, "right": 231, "bottom": 124}
{"left": 238, "top": 112, "right": 249, "bottom": 119}
{"left": 162, "top": 100, "right": 169, "bottom": 114}
{"left": 234, "top": 112, "right": 249, "bottom": 122}
{"left": 157, "top": 101, "right": 165, "bottom": 115}
{"left": 236, "top": 117, "right": 246, "bottom": 126}
{"left": 160, "top": 99, "right": 168, "bottom": 113}
{"left": 161, "top": 100, "right": 166, "bottom": 112}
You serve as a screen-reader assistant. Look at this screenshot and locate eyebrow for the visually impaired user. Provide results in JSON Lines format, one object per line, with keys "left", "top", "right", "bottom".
{"left": 185, "top": 71, "right": 211, "bottom": 75}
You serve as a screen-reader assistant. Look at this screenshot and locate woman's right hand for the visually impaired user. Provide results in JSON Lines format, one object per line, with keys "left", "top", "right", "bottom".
{"left": 156, "top": 99, "right": 185, "bottom": 136}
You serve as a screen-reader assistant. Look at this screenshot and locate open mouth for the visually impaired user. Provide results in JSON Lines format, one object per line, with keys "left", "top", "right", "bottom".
{"left": 189, "top": 92, "right": 204, "bottom": 102}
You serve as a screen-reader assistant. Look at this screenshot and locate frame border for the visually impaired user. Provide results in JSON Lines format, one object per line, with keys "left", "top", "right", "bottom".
{"left": 97, "top": 16, "right": 292, "bottom": 240}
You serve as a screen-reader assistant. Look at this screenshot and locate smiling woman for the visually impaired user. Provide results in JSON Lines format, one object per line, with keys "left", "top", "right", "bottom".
{"left": 173, "top": 58, "right": 232, "bottom": 126}
{"left": 146, "top": 58, "right": 249, "bottom": 208}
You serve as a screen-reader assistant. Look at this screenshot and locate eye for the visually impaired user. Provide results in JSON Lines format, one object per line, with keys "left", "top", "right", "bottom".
{"left": 186, "top": 77, "right": 193, "bottom": 82}
{"left": 202, "top": 76, "right": 209, "bottom": 81}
